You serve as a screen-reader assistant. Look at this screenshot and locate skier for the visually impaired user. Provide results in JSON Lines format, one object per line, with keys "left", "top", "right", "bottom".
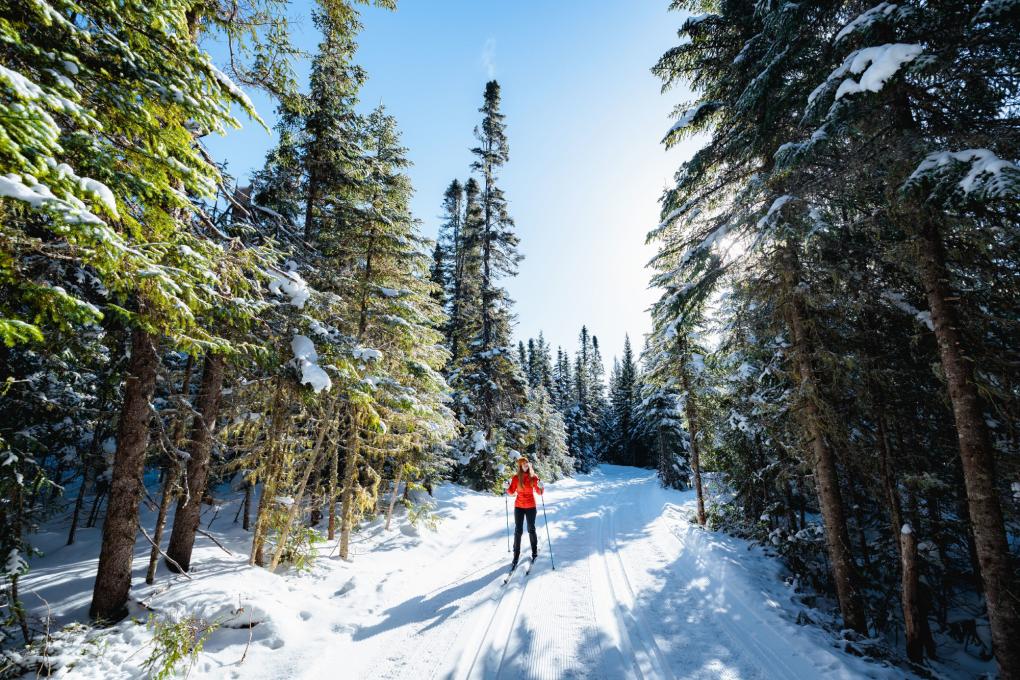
{"left": 506, "top": 455, "right": 543, "bottom": 569}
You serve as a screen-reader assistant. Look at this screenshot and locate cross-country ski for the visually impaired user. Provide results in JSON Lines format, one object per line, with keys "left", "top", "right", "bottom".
{"left": 502, "top": 563, "right": 520, "bottom": 586}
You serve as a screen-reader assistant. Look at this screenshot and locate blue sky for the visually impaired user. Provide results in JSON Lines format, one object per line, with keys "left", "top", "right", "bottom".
{"left": 203, "top": 1, "right": 702, "bottom": 366}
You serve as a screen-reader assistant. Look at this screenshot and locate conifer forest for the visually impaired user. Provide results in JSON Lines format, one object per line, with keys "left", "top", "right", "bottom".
{"left": 0, "top": 0, "right": 1018, "bottom": 678}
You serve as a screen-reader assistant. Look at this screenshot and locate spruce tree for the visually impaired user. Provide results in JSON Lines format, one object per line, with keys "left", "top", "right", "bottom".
{"left": 449, "top": 81, "right": 527, "bottom": 491}
{"left": 301, "top": 6, "right": 366, "bottom": 242}
{"left": 309, "top": 106, "right": 455, "bottom": 559}
{"left": 608, "top": 335, "right": 641, "bottom": 466}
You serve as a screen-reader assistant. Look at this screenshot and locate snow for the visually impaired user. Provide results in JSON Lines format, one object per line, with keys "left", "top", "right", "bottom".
{"left": 5, "top": 548, "right": 27, "bottom": 576}
{"left": 834, "top": 3, "right": 898, "bottom": 43}
{"left": 757, "top": 194, "right": 794, "bottom": 229}
{"left": 907, "top": 148, "right": 1020, "bottom": 198}
{"left": 352, "top": 347, "right": 382, "bottom": 362}
{"left": 205, "top": 61, "right": 255, "bottom": 112}
{"left": 0, "top": 64, "right": 44, "bottom": 99}
{"left": 79, "top": 177, "right": 118, "bottom": 217}
{"left": 0, "top": 174, "right": 97, "bottom": 225}
{"left": 831, "top": 44, "right": 923, "bottom": 101}
{"left": 19, "top": 466, "right": 910, "bottom": 679}
{"left": 472, "top": 429, "right": 487, "bottom": 452}
{"left": 251, "top": 203, "right": 284, "bottom": 222}
{"left": 267, "top": 269, "right": 311, "bottom": 309}
{"left": 291, "top": 334, "right": 332, "bottom": 393}
{"left": 684, "top": 13, "right": 717, "bottom": 27}
{"left": 901, "top": 523, "right": 913, "bottom": 535}
{"left": 666, "top": 101, "right": 716, "bottom": 136}
{"left": 882, "top": 291, "right": 935, "bottom": 330}
{"left": 974, "top": 0, "right": 1020, "bottom": 21}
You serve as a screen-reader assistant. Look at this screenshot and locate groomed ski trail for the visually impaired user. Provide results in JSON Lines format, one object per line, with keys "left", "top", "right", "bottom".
{"left": 309, "top": 466, "right": 905, "bottom": 680}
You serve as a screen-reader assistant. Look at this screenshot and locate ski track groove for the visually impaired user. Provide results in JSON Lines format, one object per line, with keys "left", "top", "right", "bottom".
{"left": 597, "top": 502, "right": 646, "bottom": 678}
{"left": 377, "top": 550, "right": 487, "bottom": 676}
{"left": 652, "top": 489, "right": 819, "bottom": 680}
{"left": 366, "top": 521, "right": 500, "bottom": 680}
{"left": 462, "top": 563, "right": 519, "bottom": 678}
{"left": 606, "top": 498, "right": 674, "bottom": 680}
{"left": 334, "top": 469, "right": 868, "bottom": 680}
{"left": 495, "top": 562, "right": 531, "bottom": 676}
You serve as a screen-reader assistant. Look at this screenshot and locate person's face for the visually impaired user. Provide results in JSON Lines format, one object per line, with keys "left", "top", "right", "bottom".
{"left": 519, "top": 460, "right": 530, "bottom": 474}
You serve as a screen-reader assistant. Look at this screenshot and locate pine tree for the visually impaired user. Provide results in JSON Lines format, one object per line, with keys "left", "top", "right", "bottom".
{"left": 651, "top": 1, "right": 1020, "bottom": 667}
{"left": 301, "top": 6, "right": 366, "bottom": 242}
{"left": 554, "top": 347, "right": 574, "bottom": 413}
{"left": 608, "top": 335, "right": 640, "bottom": 466}
{"left": 449, "top": 81, "right": 528, "bottom": 491}
{"left": 434, "top": 179, "right": 469, "bottom": 358}
{"left": 637, "top": 338, "right": 690, "bottom": 490}
{"left": 567, "top": 326, "right": 604, "bottom": 473}
{"left": 522, "top": 385, "right": 573, "bottom": 482}
{"left": 305, "top": 106, "right": 456, "bottom": 560}
{"left": 526, "top": 333, "right": 554, "bottom": 393}
{"left": 651, "top": 0, "right": 870, "bottom": 634}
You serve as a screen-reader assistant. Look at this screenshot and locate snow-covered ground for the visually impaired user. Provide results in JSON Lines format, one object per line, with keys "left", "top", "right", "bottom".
{"left": 21, "top": 466, "right": 912, "bottom": 679}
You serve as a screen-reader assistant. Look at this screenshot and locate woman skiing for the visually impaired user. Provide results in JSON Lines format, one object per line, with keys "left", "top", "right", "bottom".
{"left": 506, "top": 455, "right": 543, "bottom": 568}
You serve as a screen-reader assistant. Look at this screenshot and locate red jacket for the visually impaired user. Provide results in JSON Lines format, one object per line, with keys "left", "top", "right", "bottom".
{"left": 507, "top": 473, "right": 543, "bottom": 509}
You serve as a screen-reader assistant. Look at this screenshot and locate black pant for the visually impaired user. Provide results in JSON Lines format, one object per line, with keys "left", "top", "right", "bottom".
{"left": 513, "top": 506, "right": 538, "bottom": 562}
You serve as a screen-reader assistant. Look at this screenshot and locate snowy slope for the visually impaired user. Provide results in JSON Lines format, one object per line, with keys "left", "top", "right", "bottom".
{"left": 21, "top": 466, "right": 910, "bottom": 679}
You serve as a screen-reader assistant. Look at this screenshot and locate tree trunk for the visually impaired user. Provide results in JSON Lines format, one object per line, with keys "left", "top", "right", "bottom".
{"left": 146, "top": 469, "right": 179, "bottom": 584}
{"left": 385, "top": 464, "right": 404, "bottom": 530}
{"left": 876, "top": 406, "right": 927, "bottom": 662}
{"left": 268, "top": 399, "right": 338, "bottom": 571}
{"left": 90, "top": 328, "right": 159, "bottom": 621}
{"left": 783, "top": 479, "right": 799, "bottom": 533}
{"left": 783, "top": 249, "right": 868, "bottom": 635}
{"left": 242, "top": 480, "right": 252, "bottom": 531}
{"left": 86, "top": 488, "right": 106, "bottom": 528}
{"left": 847, "top": 477, "right": 872, "bottom": 574}
{"left": 250, "top": 376, "right": 288, "bottom": 567}
{"left": 917, "top": 221, "right": 1020, "bottom": 678}
{"left": 679, "top": 359, "right": 706, "bottom": 526}
{"left": 899, "top": 521, "right": 925, "bottom": 663}
{"left": 145, "top": 353, "right": 195, "bottom": 584}
{"left": 304, "top": 167, "right": 320, "bottom": 241}
{"left": 338, "top": 416, "right": 361, "bottom": 561}
{"left": 67, "top": 465, "right": 90, "bottom": 546}
{"left": 327, "top": 429, "right": 340, "bottom": 541}
{"left": 166, "top": 353, "right": 225, "bottom": 573}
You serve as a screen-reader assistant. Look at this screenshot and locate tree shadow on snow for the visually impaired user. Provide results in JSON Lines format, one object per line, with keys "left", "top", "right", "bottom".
{"left": 352, "top": 561, "right": 507, "bottom": 641}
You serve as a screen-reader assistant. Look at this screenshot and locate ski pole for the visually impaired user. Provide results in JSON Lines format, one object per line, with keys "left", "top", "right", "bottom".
{"left": 505, "top": 494, "right": 511, "bottom": 552}
{"left": 541, "top": 492, "right": 555, "bottom": 570}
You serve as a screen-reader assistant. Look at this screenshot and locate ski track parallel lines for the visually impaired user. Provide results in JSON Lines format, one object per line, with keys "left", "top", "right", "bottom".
{"left": 653, "top": 488, "right": 817, "bottom": 680}
{"left": 495, "top": 562, "right": 532, "bottom": 677}
{"left": 462, "top": 569, "right": 516, "bottom": 679}
{"left": 597, "top": 504, "right": 645, "bottom": 679}
{"left": 606, "top": 501, "right": 674, "bottom": 680}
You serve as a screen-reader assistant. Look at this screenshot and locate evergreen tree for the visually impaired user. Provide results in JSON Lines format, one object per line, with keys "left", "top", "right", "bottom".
{"left": 554, "top": 347, "right": 574, "bottom": 413}
{"left": 301, "top": 6, "right": 366, "bottom": 242}
{"left": 526, "top": 333, "right": 554, "bottom": 393}
{"left": 434, "top": 179, "right": 470, "bottom": 358}
{"left": 522, "top": 385, "right": 573, "bottom": 482}
{"left": 310, "top": 106, "right": 456, "bottom": 560}
{"left": 651, "top": 0, "right": 1020, "bottom": 668}
{"left": 607, "top": 335, "right": 641, "bottom": 466}
{"left": 567, "top": 326, "right": 604, "bottom": 472}
{"left": 449, "top": 81, "right": 528, "bottom": 491}
{"left": 637, "top": 338, "right": 690, "bottom": 490}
